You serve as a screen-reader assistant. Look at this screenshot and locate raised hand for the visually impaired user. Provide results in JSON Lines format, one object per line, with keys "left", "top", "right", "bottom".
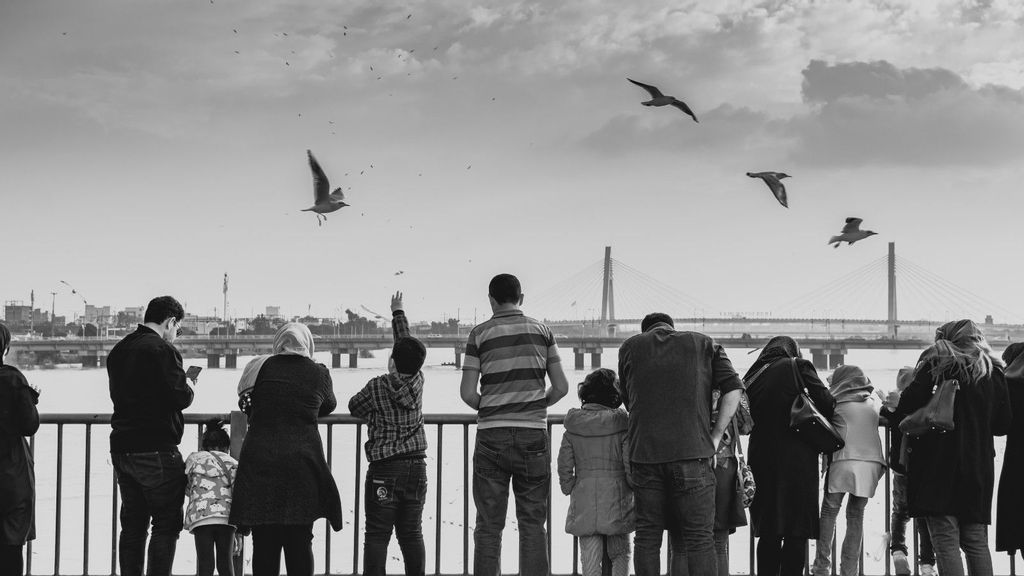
{"left": 390, "top": 291, "right": 404, "bottom": 313}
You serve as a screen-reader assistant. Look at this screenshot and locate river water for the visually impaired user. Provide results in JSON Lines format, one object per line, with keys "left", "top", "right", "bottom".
{"left": 17, "top": 346, "right": 1019, "bottom": 574}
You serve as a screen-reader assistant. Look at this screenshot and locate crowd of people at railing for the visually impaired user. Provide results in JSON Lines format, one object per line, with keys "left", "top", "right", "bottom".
{"left": 2, "top": 274, "right": 1024, "bottom": 576}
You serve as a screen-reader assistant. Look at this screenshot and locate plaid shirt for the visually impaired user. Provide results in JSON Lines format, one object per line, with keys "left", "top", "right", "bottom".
{"left": 348, "top": 309, "right": 427, "bottom": 462}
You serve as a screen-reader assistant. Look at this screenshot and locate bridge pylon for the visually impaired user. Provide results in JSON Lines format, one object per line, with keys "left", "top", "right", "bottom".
{"left": 888, "top": 242, "right": 898, "bottom": 338}
{"left": 600, "top": 246, "right": 615, "bottom": 323}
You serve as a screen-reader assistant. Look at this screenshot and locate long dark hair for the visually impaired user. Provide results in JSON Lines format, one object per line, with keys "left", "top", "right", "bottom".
{"left": 202, "top": 419, "right": 231, "bottom": 452}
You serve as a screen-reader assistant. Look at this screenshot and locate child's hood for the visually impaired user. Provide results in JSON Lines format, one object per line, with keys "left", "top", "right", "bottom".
{"left": 385, "top": 371, "right": 424, "bottom": 410}
{"left": 564, "top": 404, "right": 628, "bottom": 437}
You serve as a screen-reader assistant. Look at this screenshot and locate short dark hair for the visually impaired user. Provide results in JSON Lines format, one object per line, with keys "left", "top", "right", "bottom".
{"left": 143, "top": 296, "right": 185, "bottom": 324}
{"left": 641, "top": 313, "right": 674, "bottom": 332}
{"left": 578, "top": 368, "right": 621, "bottom": 408}
{"left": 393, "top": 336, "right": 427, "bottom": 374}
{"left": 202, "top": 419, "right": 231, "bottom": 451}
{"left": 0, "top": 323, "right": 11, "bottom": 356}
{"left": 488, "top": 274, "right": 522, "bottom": 305}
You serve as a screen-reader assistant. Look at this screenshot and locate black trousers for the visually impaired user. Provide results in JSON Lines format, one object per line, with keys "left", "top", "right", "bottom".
{"left": 757, "top": 536, "right": 806, "bottom": 576}
{"left": 251, "top": 524, "right": 314, "bottom": 576}
{"left": 0, "top": 544, "right": 24, "bottom": 576}
{"left": 194, "top": 524, "right": 235, "bottom": 576}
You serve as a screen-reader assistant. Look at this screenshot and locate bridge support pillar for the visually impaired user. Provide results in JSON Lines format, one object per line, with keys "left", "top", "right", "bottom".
{"left": 225, "top": 354, "right": 237, "bottom": 369}
{"left": 207, "top": 353, "right": 221, "bottom": 369}
{"left": 99, "top": 355, "right": 107, "bottom": 368}
{"left": 811, "top": 350, "right": 828, "bottom": 371}
{"left": 454, "top": 351, "right": 462, "bottom": 369}
{"left": 574, "top": 347, "right": 603, "bottom": 370}
{"left": 81, "top": 355, "right": 98, "bottom": 369}
{"left": 829, "top": 353, "right": 845, "bottom": 369}
{"left": 575, "top": 352, "right": 585, "bottom": 371}
{"left": 349, "top": 352, "right": 358, "bottom": 369}
{"left": 332, "top": 353, "right": 342, "bottom": 369}
{"left": 591, "top": 353, "right": 601, "bottom": 368}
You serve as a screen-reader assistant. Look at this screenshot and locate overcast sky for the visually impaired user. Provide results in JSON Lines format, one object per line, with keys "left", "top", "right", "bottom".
{"left": 2, "top": 0, "right": 1023, "bottom": 325}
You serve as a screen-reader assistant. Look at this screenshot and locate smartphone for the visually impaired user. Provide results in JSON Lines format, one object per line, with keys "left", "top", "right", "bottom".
{"left": 185, "top": 366, "right": 202, "bottom": 383}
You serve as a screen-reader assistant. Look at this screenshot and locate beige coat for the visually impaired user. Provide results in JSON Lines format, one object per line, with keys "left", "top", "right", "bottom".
{"left": 557, "top": 404, "right": 635, "bottom": 536}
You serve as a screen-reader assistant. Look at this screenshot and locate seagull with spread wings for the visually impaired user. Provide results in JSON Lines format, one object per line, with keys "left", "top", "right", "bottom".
{"left": 302, "top": 149, "right": 349, "bottom": 226}
{"left": 627, "top": 78, "right": 699, "bottom": 122}
{"left": 746, "top": 172, "right": 792, "bottom": 208}
{"left": 829, "top": 218, "right": 878, "bottom": 248}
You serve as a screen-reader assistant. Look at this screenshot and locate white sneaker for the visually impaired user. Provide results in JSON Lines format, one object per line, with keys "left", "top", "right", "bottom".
{"left": 892, "top": 551, "right": 910, "bottom": 575}
{"left": 920, "top": 564, "right": 937, "bottom": 576}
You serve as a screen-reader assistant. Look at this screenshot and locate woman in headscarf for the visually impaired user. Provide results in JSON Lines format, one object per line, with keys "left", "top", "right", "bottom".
{"left": 895, "top": 319, "right": 1010, "bottom": 576}
{"left": 0, "top": 324, "right": 39, "bottom": 576}
{"left": 811, "top": 365, "right": 886, "bottom": 576}
{"left": 229, "top": 323, "right": 342, "bottom": 576}
{"left": 745, "top": 336, "right": 835, "bottom": 576}
{"left": 996, "top": 342, "right": 1024, "bottom": 555}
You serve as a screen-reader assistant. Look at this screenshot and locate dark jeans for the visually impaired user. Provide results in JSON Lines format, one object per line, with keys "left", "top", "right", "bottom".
{"left": 890, "top": 472, "right": 935, "bottom": 565}
{"left": 756, "top": 537, "right": 806, "bottom": 576}
{"left": 472, "top": 427, "right": 550, "bottom": 576}
{"left": 364, "top": 457, "right": 428, "bottom": 576}
{"left": 0, "top": 544, "right": 23, "bottom": 576}
{"left": 926, "top": 516, "right": 992, "bottom": 576}
{"left": 112, "top": 451, "right": 187, "bottom": 576}
{"left": 251, "top": 524, "right": 314, "bottom": 576}
{"left": 632, "top": 458, "right": 717, "bottom": 576}
{"left": 194, "top": 524, "right": 235, "bottom": 576}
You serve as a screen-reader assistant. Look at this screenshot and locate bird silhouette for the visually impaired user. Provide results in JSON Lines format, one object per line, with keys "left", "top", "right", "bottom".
{"left": 394, "top": 270, "right": 404, "bottom": 276}
{"left": 746, "top": 172, "right": 791, "bottom": 208}
{"left": 828, "top": 218, "right": 877, "bottom": 248}
{"left": 302, "top": 149, "right": 350, "bottom": 226}
{"left": 627, "top": 78, "right": 698, "bottom": 122}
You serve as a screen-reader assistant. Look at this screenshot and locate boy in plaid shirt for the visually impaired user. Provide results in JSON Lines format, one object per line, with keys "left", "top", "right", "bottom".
{"left": 349, "top": 291, "right": 428, "bottom": 576}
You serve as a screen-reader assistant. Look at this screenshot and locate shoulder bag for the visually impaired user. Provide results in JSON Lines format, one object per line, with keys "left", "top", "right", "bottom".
{"left": 732, "top": 417, "right": 756, "bottom": 508}
{"left": 898, "top": 378, "right": 959, "bottom": 436}
{"left": 789, "top": 358, "right": 845, "bottom": 454}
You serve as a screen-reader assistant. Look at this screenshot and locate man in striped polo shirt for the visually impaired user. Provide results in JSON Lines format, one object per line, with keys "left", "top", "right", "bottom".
{"left": 460, "top": 273, "right": 569, "bottom": 576}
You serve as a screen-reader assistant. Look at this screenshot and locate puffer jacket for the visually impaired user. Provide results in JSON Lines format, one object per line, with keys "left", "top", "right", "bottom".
{"left": 557, "top": 404, "right": 635, "bottom": 536}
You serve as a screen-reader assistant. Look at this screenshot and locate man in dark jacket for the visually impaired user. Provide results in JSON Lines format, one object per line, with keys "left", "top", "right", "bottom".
{"left": 617, "top": 313, "right": 744, "bottom": 576}
{"left": 107, "top": 296, "right": 193, "bottom": 576}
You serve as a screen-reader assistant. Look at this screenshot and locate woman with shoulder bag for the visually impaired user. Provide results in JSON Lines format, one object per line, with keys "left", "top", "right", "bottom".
{"left": 894, "top": 320, "right": 1011, "bottom": 576}
{"left": 745, "top": 336, "right": 835, "bottom": 576}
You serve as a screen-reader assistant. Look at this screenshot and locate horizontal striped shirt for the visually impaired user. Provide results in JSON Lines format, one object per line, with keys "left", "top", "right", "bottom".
{"left": 463, "top": 310, "right": 561, "bottom": 429}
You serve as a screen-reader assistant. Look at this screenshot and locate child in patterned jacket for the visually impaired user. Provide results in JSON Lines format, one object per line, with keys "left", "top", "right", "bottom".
{"left": 185, "top": 419, "right": 239, "bottom": 576}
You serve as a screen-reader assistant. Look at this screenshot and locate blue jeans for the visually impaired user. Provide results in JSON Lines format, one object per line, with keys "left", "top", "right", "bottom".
{"left": 472, "top": 427, "right": 550, "bottom": 576}
{"left": 363, "top": 458, "right": 428, "bottom": 576}
{"left": 632, "top": 458, "right": 717, "bottom": 576}
{"left": 111, "top": 451, "right": 187, "bottom": 576}
{"left": 926, "top": 516, "right": 992, "bottom": 576}
{"left": 812, "top": 492, "right": 867, "bottom": 576}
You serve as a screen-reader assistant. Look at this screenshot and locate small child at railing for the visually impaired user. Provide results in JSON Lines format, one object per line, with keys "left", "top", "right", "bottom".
{"left": 185, "top": 419, "right": 239, "bottom": 576}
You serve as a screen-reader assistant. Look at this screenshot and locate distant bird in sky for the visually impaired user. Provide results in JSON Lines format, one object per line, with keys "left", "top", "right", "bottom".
{"left": 829, "top": 218, "right": 877, "bottom": 248}
{"left": 746, "top": 172, "right": 791, "bottom": 208}
{"left": 394, "top": 270, "right": 404, "bottom": 276}
{"left": 303, "top": 149, "right": 350, "bottom": 226}
{"left": 627, "top": 78, "right": 698, "bottom": 122}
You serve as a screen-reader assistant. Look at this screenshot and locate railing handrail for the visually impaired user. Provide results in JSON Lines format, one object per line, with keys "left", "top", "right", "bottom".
{"left": 39, "top": 412, "right": 569, "bottom": 426}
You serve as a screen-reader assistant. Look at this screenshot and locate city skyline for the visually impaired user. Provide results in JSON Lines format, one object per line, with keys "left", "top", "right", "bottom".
{"left": 3, "top": 1, "right": 1024, "bottom": 323}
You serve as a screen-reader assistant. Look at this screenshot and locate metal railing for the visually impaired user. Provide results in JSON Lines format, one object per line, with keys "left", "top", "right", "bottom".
{"left": 23, "top": 413, "right": 1020, "bottom": 576}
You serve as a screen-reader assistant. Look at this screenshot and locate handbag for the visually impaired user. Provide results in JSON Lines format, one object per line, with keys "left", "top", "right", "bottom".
{"left": 788, "top": 358, "right": 845, "bottom": 454}
{"left": 732, "top": 418, "right": 755, "bottom": 508}
{"left": 898, "top": 378, "right": 959, "bottom": 436}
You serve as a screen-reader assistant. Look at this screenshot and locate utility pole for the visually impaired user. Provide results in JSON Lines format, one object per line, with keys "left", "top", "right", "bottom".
{"left": 49, "top": 292, "right": 57, "bottom": 338}
{"left": 29, "top": 290, "right": 34, "bottom": 334}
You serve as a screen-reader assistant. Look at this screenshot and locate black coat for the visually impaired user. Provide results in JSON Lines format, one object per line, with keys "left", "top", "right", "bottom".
{"left": 997, "top": 357, "right": 1024, "bottom": 551}
{"left": 229, "top": 355, "right": 343, "bottom": 532}
{"left": 746, "top": 357, "right": 835, "bottom": 538}
{"left": 0, "top": 364, "right": 39, "bottom": 545}
{"left": 896, "top": 356, "right": 1011, "bottom": 524}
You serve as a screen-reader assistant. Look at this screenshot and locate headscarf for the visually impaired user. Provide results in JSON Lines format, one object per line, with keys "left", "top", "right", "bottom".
{"left": 829, "top": 364, "right": 873, "bottom": 403}
{"left": 237, "top": 323, "right": 316, "bottom": 396}
{"left": 743, "top": 335, "right": 801, "bottom": 382}
{"left": 1003, "top": 342, "right": 1024, "bottom": 386}
{"left": 924, "top": 319, "right": 1002, "bottom": 385}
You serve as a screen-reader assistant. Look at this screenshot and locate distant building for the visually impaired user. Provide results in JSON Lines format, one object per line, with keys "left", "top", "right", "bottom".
{"left": 182, "top": 314, "right": 221, "bottom": 335}
{"left": 84, "top": 304, "right": 112, "bottom": 326}
{"left": 4, "top": 301, "right": 31, "bottom": 328}
{"left": 117, "top": 306, "right": 146, "bottom": 326}
{"left": 266, "top": 306, "right": 282, "bottom": 319}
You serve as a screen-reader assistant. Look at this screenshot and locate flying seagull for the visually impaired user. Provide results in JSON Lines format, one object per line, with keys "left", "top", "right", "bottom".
{"left": 302, "top": 149, "right": 349, "bottom": 226}
{"left": 746, "top": 172, "right": 791, "bottom": 208}
{"left": 829, "top": 218, "right": 877, "bottom": 248}
{"left": 627, "top": 78, "right": 698, "bottom": 122}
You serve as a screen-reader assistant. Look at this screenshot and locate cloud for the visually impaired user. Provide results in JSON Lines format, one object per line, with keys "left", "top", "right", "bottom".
{"left": 801, "top": 59, "right": 967, "bottom": 103}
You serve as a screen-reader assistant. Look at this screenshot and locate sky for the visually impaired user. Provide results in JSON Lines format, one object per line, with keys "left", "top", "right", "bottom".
{"left": 2, "top": 0, "right": 1024, "bottom": 325}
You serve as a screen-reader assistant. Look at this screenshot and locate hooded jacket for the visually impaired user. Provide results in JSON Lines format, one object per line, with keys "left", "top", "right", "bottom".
{"left": 828, "top": 365, "right": 885, "bottom": 466}
{"left": 349, "top": 371, "right": 426, "bottom": 462}
{"left": 557, "top": 404, "right": 635, "bottom": 536}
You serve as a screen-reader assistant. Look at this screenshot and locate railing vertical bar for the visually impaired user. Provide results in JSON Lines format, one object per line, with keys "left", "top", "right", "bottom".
{"left": 54, "top": 423, "right": 64, "bottom": 576}
{"left": 435, "top": 424, "right": 444, "bottom": 576}
{"left": 84, "top": 424, "right": 93, "bottom": 575}
{"left": 464, "top": 424, "right": 470, "bottom": 576}
{"left": 546, "top": 420, "right": 554, "bottom": 571}
{"left": 111, "top": 463, "right": 118, "bottom": 576}
{"left": 572, "top": 536, "right": 579, "bottom": 576}
{"left": 911, "top": 518, "right": 919, "bottom": 576}
{"left": 1011, "top": 552, "right": 1017, "bottom": 576}
{"left": 325, "top": 424, "right": 333, "bottom": 576}
{"left": 884, "top": 425, "right": 891, "bottom": 576}
{"left": 27, "top": 434, "right": 34, "bottom": 576}
{"left": 354, "top": 423, "right": 363, "bottom": 576}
